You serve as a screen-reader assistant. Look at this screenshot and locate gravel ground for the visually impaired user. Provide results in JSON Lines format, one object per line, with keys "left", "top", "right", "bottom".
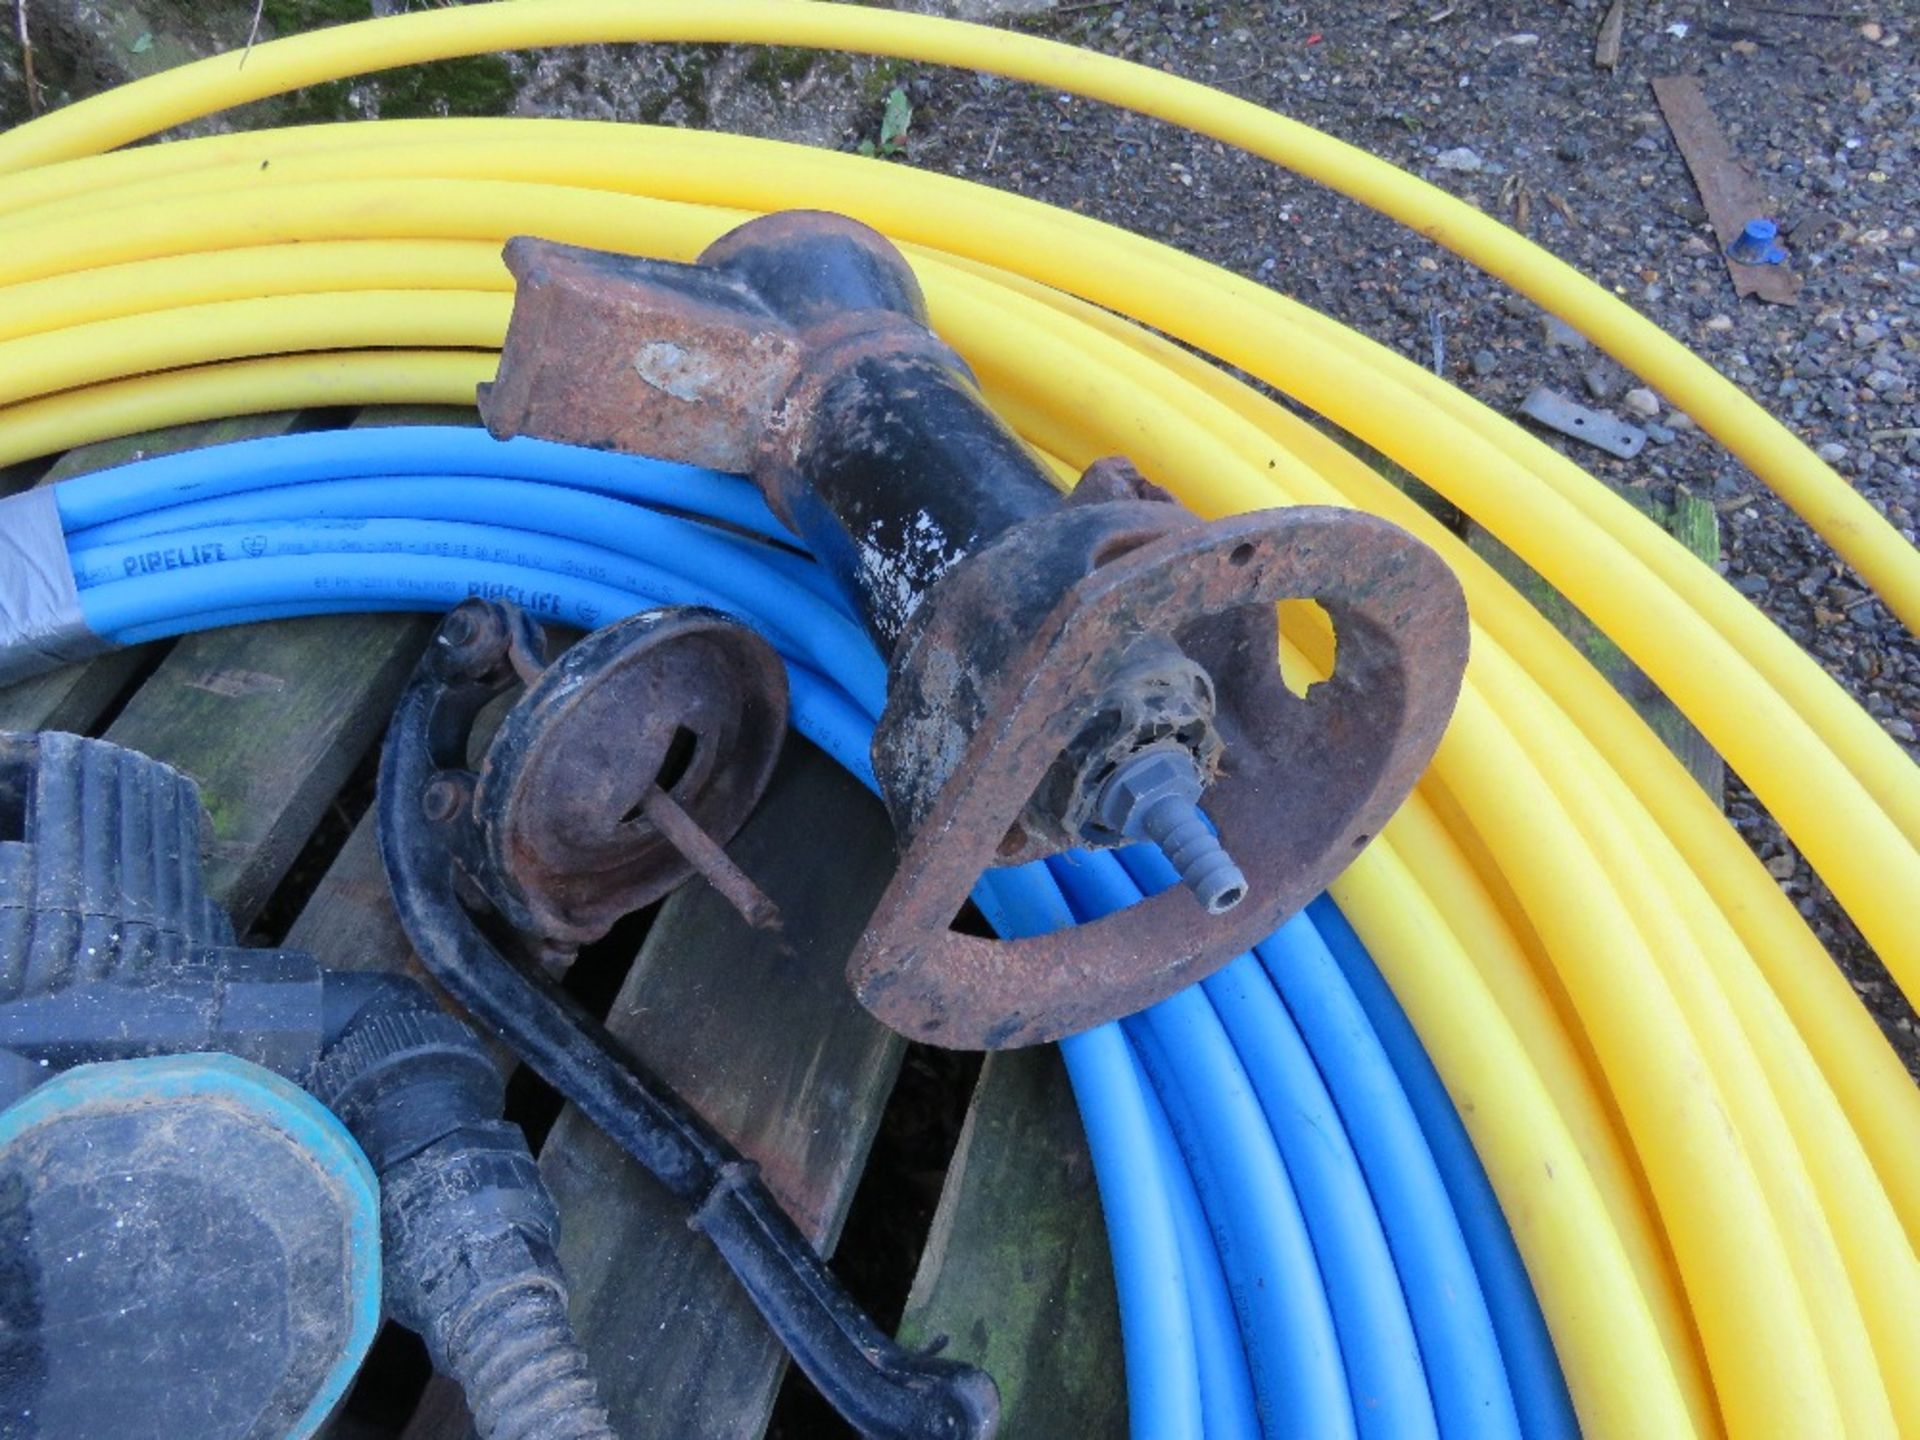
{"left": 4, "top": 0, "right": 1915, "bottom": 1066}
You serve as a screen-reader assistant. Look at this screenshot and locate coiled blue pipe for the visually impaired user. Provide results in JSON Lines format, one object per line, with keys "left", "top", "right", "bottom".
{"left": 68, "top": 475, "right": 854, "bottom": 620}
{"left": 73, "top": 519, "right": 883, "bottom": 711}
{"left": 976, "top": 866, "right": 1206, "bottom": 1439}
{"left": 53, "top": 428, "right": 773, "bottom": 536}
{"left": 1053, "top": 850, "right": 1361, "bottom": 1440}
{"left": 1137, "top": 1047, "right": 1263, "bottom": 1440}
{"left": 29, "top": 425, "right": 1575, "bottom": 1440}
{"left": 1246, "top": 903, "right": 1518, "bottom": 1437}
{"left": 1121, "top": 842, "right": 1479, "bottom": 1437}
{"left": 1307, "top": 897, "right": 1581, "bottom": 1440}
{"left": 1198, "top": 953, "right": 1438, "bottom": 1434}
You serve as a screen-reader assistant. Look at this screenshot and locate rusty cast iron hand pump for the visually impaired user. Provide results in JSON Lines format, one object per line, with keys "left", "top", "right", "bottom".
{"left": 481, "top": 210, "right": 1469, "bottom": 1051}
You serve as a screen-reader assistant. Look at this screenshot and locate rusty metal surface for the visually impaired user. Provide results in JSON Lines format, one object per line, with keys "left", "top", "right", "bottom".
{"left": 636, "top": 785, "right": 783, "bottom": 936}
{"left": 480, "top": 211, "right": 1470, "bottom": 1051}
{"left": 1069, "top": 454, "right": 1180, "bottom": 508}
{"left": 484, "top": 219, "right": 981, "bottom": 535}
{"left": 470, "top": 606, "right": 789, "bottom": 949}
{"left": 873, "top": 497, "right": 1208, "bottom": 860}
{"left": 856, "top": 502, "right": 1469, "bottom": 1050}
{"left": 484, "top": 218, "right": 1057, "bottom": 653}
{"left": 483, "top": 238, "right": 805, "bottom": 477}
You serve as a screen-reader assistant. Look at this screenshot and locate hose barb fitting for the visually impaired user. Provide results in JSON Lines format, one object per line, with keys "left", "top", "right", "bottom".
{"left": 1093, "top": 749, "right": 1248, "bottom": 915}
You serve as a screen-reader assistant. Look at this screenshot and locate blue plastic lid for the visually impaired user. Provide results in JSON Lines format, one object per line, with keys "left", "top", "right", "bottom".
{"left": 0, "top": 1054, "right": 381, "bottom": 1440}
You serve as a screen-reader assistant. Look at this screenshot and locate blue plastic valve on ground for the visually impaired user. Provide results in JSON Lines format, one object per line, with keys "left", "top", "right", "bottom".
{"left": 0, "top": 1053, "right": 381, "bottom": 1440}
{"left": 1727, "top": 218, "right": 1788, "bottom": 265}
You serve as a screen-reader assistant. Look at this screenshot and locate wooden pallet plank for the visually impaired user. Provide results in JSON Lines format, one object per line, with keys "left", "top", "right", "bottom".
{"left": 284, "top": 808, "right": 516, "bottom": 1084}
{"left": 100, "top": 612, "right": 431, "bottom": 928}
{"left": 35, "top": 415, "right": 303, "bottom": 485}
{"left": 898, "top": 1048, "right": 1127, "bottom": 1439}
{"left": 0, "top": 413, "right": 306, "bottom": 735}
{"left": 285, "top": 815, "right": 418, "bottom": 977}
{"left": 528, "top": 740, "right": 907, "bottom": 1440}
{"left": 92, "top": 407, "right": 484, "bottom": 925}
{"left": 397, "top": 1377, "right": 469, "bottom": 1440}
{"left": 0, "top": 649, "right": 150, "bottom": 737}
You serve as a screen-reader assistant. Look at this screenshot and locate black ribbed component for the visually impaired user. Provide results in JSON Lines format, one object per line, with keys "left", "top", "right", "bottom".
{"left": 446, "top": 1283, "right": 614, "bottom": 1440}
{"left": 309, "top": 1001, "right": 503, "bottom": 1171}
{"left": 372, "top": 1152, "right": 612, "bottom": 1440}
{"left": 310, "top": 1004, "right": 479, "bottom": 1103}
{"left": 314, "top": 987, "right": 612, "bottom": 1440}
{"left": 0, "top": 732, "right": 227, "bottom": 1002}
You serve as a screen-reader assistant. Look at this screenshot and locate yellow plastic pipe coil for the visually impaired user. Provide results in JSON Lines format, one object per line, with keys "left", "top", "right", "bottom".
{"left": 0, "top": 6, "right": 1915, "bottom": 1437}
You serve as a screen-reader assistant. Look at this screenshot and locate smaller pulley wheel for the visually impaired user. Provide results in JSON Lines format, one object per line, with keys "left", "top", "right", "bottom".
{"left": 472, "top": 607, "right": 788, "bottom": 946}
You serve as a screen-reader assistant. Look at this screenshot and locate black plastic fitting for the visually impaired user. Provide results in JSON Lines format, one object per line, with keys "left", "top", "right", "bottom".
{"left": 312, "top": 1005, "right": 613, "bottom": 1440}
{"left": 0, "top": 729, "right": 230, "bottom": 999}
{"left": 0, "top": 731, "right": 612, "bottom": 1440}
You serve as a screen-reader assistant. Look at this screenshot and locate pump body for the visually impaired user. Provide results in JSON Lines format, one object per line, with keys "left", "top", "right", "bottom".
{"left": 482, "top": 210, "right": 1471, "bottom": 1049}
{"left": 0, "top": 731, "right": 611, "bottom": 1440}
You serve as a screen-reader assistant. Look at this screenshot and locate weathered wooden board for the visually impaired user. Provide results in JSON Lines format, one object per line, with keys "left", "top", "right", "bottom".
{"left": 528, "top": 740, "right": 907, "bottom": 1440}
{"left": 285, "top": 816, "right": 407, "bottom": 975}
{"left": 286, "top": 807, "right": 516, "bottom": 1086}
{"left": 101, "top": 612, "right": 430, "bottom": 926}
{"left": 0, "top": 645, "right": 148, "bottom": 737}
{"left": 898, "top": 1048, "right": 1127, "bottom": 1439}
{"left": 92, "top": 406, "right": 482, "bottom": 924}
{"left": 397, "top": 1377, "right": 470, "bottom": 1440}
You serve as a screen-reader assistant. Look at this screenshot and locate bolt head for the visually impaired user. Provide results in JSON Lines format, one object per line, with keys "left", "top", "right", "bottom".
{"left": 435, "top": 603, "right": 508, "bottom": 678}
{"left": 1093, "top": 747, "right": 1204, "bottom": 840}
{"left": 422, "top": 777, "right": 468, "bottom": 824}
{"left": 441, "top": 609, "right": 479, "bottom": 646}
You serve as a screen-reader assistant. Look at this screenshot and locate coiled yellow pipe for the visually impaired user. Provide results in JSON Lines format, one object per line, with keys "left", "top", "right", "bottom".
{"left": 0, "top": 0, "right": 1912, "bottom": 632}
{"left": 3, "top": 142, "right": 1918, "bottom": 987}
{"left": 2, "top": 8, "right": 1916, "bottom": 1435}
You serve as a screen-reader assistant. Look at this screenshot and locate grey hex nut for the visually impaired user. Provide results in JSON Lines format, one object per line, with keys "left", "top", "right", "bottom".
{"left": 1094, "top": 747, "right": 1205, "bottom": 840}
{"left": 1093, "top": 748, "right": 1248, "bottom": 915}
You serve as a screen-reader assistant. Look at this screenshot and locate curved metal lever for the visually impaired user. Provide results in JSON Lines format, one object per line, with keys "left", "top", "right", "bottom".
{"left": 376, "top": 601, "right": 1000, "bottom": 1440}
